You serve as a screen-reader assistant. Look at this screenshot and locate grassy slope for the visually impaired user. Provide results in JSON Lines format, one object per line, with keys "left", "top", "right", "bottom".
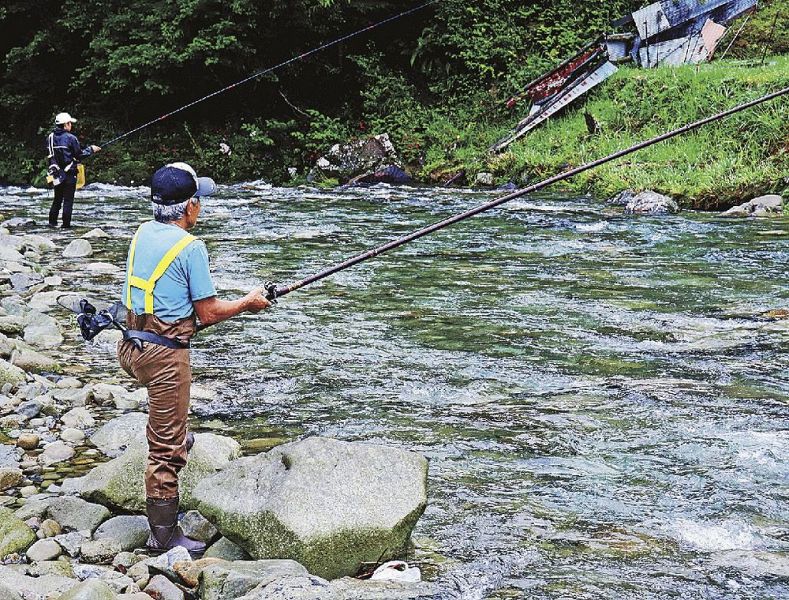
{"left": 424, "top": 56, "right": 788, "bottom": 209}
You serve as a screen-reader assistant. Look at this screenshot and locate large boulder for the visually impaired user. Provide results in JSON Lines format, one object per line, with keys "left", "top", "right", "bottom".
{"left": 0, "top": 507, "right": 36, "bottom": 558}
{"left": 721, "top": 194, "right": 784, "bottom": 217}
{"left": 193, "top": 437, "right": 428, "bottom": 580}
{"left": 309, "top": 134, "right": 404, "bottom": 184}
{"left": 624, "top": 191, "right": 680, "bottom": 215}
{"left": 89, "top": 412, "right": 148, "bottom": 458}
{"left": 64, "top": 433, "right": 240, "bottom": 512}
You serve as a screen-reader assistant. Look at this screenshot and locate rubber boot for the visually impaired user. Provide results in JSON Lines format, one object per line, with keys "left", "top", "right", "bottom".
{"left": 146, "top": 496, "right": 206, "bottom": 557}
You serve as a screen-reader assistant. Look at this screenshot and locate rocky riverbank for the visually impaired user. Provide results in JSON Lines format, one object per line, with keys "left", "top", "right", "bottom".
{"left": 0, "top": 216, "right": 435, "bottom": 599}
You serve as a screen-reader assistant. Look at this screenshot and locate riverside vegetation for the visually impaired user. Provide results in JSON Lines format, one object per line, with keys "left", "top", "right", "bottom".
{"left": 0, "top": 0, "right": 786, "bottom": 202}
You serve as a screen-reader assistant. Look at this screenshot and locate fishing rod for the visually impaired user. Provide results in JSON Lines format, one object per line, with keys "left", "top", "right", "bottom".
{"left": 99, "top": 0, "right": 439, "bottom": 148}
{"left": 263, "top": 86, "right": 788, "bottom": 301}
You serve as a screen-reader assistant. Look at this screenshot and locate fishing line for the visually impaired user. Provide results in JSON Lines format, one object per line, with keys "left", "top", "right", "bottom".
{"left": 100, "top": 0, "right": 440, "bottom": 148}
{"left": 264, "top": 86, "right": 788, "bottom": 300}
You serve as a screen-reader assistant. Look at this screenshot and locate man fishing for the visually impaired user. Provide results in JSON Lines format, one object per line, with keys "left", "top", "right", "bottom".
{"left": 117, "top": 162, "right": 271, "bottom": 554}
{"left": 45, "top": 112, "right": 101, "bottom": 228}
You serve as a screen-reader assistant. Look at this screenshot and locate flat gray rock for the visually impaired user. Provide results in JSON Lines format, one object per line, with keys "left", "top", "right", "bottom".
{"left": 198, "top": 560, "right": 309, "bottom": 600}
{"left": 47, "top": 496, "right": 110, "bottom": 533}
{"left": 93, "top": 515, "right": 149, "bottom": 552}
{"left": 721, "top": 194, "right": 783, "bottom": 217}
{"left": 194, "top": 437, "right": 428, "bottom": 579}
{"left": 58, "top": 579, "right": 118, "bottom": 600}
{"left": 89, "top": 412, "right": 147, "bottom": 458}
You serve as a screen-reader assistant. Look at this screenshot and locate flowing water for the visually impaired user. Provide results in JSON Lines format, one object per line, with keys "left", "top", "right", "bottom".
{"left": 3, "top": 183, "right": 788, "bottom": 598}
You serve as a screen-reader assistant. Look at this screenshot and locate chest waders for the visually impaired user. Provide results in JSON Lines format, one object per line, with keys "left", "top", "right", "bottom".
{"left": 123, "top": 226, "right": 196, "bottom": 349}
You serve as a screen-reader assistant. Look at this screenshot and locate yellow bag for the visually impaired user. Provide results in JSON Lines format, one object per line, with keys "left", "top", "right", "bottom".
{"left": 76, "top": 164, "right": 86, "bottom": 189}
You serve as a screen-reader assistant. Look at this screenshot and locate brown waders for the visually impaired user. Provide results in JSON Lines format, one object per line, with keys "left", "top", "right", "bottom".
{"left": 117, "top": 310, "right": 205, "bottom": 555}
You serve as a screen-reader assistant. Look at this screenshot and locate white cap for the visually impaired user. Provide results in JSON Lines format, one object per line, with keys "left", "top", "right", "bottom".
{"left": 54, "top": 112, "right": 77, "bottom": 125}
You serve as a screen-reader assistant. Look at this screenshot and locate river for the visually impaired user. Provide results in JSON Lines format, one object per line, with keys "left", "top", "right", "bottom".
{"left": 2, "top": 182, "right": 788, "bottom": 598}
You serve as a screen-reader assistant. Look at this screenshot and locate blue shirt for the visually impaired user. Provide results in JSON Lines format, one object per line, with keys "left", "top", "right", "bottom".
{"left": 122, "top": 221, "right": 216, "bottom": 322}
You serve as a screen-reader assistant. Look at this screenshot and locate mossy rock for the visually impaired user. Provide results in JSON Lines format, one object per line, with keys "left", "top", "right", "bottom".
{"left": 0, "top": 507, "right": 36, "bottom": 558}
{"left": 194, "top": 437, "right": 428, "bottom": 580}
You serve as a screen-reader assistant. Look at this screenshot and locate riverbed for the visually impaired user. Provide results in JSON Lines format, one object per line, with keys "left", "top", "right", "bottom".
{"left": 2, "top": 182, "right": 788, "bottom": 599}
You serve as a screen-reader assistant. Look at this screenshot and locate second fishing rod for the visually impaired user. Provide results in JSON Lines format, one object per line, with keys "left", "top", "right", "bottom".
{"left": 261, "top": 86, "right": 788, "bottom": 302}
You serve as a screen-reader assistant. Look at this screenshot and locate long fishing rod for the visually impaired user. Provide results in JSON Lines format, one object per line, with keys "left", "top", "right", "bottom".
{"left": 100, "top": 0, "right": 439, "bottom": 148}
{"left": 264, "top": 86, "right": 788, "bottom": 301}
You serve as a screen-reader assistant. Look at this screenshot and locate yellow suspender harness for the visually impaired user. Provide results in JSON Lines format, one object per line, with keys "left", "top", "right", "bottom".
{"left": 125, "top": 226, "right": 196, "bottom": 314}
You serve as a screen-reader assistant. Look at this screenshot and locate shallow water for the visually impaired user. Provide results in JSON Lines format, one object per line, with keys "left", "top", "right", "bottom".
{"left": 3, "top": 183, "right": 788, "bottom": 598}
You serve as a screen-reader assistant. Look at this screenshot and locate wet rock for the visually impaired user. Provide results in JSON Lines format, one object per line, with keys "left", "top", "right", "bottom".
{"left": 80, "top": 538, "right": 122, "bottom": 564}
{"left": 0, "top": 467, "right": 23, "bottom": 491}
{"left": 0, "top": 507, "right": 36, "bottom": 558}
{"left": 180, "top": 510, "right": 218, "bottom": 543}
{"left": 89, "top": 412, "right": 147, "bottom": 458}
{"left": 1, "top": 217, "right": 35, "bottom": 230}
{"left": 66, "top": 433, "right": 240, "bottom": 512}
{"left": 721, "top": 194, "right": 784, "bottom": 217}
{"left": 10, "top": 347, "right": 60, "bottom": 373}
{"left": 21, "top": 234, "right": 56, "bottom": 253}
{"left": 204, "top": 536, "right": 251, "bottom": 561}
{"left": 624, "top": 191, "right": 679, "bottom": 215}
{"left": 193, "top": 437, "right": 428, "bottom": 579}
{"left": 0, "top": 359, "right": 26, "bottom": 387}
{"left": 63, "top": 239, "right": 93, "bottom": 258}
{"left": 40, "top": 440, "right": 75, "bottom": 466}
{"left": 145, "top": 574, "right": 185, "bottom": 600}
{"left": 197, "top": 560, "right": 308, "bottom": 600}
{"left": 26, "top": 538, "right": 62, "bottom": 562}
{"left": 54, "top": 387, "right": 94, "bottom": 407}
{"left": 84, "top": 262, "right": 121, "bottom": 275}
{"left": 16, "top": 433, "right": 39, "bottom": 450}
{"left": 93, "top": 515, "right": 149, "bottom": 551}
{"left": 474, "top": 172, "right": 494, "bottom": 187}
{"left": 82, "top": 228, "right": 110, "bottom": 239}
{"left": 58, "top": 579, "right": 118, "bottom": 600}
{"left": 608, "top": 189, "right": 636, "bottom": 206}
{"left": 23, "top": 313, "right": 63, "bottom": 349}
{"left": 62, "top": 407, "right": 96, "bottom": 428}
{"left": 47, "top": 496, "right": 110, "bottom": 533}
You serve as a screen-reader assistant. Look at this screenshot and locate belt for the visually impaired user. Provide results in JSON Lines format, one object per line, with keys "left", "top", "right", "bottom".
{"left": 123, "top": 329, "right": 190, "bottom": 349}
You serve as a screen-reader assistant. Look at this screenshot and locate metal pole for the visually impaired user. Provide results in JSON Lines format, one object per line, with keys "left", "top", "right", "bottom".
{"left": 268, "top": 86, "right": 789, "bottom": 300}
